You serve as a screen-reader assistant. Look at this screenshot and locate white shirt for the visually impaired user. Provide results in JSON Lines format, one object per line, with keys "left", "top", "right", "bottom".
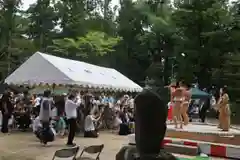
{"left": 129, "top": 98, "right": 134, "bottom": 108}
{"left": 211, "top": 96, "right": 216, "bottom": 107}
{"left": 0, "top": 111, "right": 2, "bottom": 126}
{"left": 51, "top": 107, "right": 58, "bottom": 119}
{"left": 65, "top": 99, "right": 78, "bottom": 119}
{"left": 34, "top": 97, "right": 41, "bottom": 107}
{"left": 33, "top": 116, "right": 42, "bottom": 132}
{"left": 75, "top": 95, "right": 82, "bottom": 104}
{"left": 167, "top": 102, "right": 171, "bottom": 109}
{"left": 109, "top": 102, "right": 113, "bottom": 108}
{"left": 113, "top": 116, "right": 122, "bottom": 127}
{"left": 84, "top": 115, "right": 96, "bottom": 131}
{"left": 117, "top": 100, "right": 121, "bottom": 105}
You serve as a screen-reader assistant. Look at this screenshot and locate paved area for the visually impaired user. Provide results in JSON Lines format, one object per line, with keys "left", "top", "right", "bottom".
{"left": 0, "top": 131, "right": 227, "bottom": 160}
{"left": 167, "top": 123, "right": 240, "bottom": 135}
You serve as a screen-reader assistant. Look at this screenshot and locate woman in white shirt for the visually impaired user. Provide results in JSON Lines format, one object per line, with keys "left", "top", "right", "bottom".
{"left": 84, "top": 110, "right": 102, "bottom": 138}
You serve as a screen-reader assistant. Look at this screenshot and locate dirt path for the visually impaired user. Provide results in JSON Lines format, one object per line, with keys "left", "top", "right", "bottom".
{"left": 0, "top": 131, "right": 225, "bottom": 160}
{"left": 0, "top": 131, "right": 129, "bottom": 160}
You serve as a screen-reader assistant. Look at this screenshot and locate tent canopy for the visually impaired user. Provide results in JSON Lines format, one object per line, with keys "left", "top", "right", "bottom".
{"left": 29, "top": 87, "right": 68, "bottom": 95}
{"left": 5, "top": 52, "right": 142, "bottom": 92}
{"left": 190, "top": 88, "right": 210, "bottom": 99}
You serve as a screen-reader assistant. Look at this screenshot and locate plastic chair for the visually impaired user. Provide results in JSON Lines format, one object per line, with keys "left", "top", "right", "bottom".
{"left": 52, "top": 146, "right": 79, "bottom": 160}
{"left": 79, "top": 144, "right": 104, "bottom": 160}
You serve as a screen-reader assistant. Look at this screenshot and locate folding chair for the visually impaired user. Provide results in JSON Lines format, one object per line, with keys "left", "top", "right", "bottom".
{"left": 52, "top": 146, "right": 80, "bottom": 160}
{"left": 79, "top": 144, "right": 104, "bottom": 160}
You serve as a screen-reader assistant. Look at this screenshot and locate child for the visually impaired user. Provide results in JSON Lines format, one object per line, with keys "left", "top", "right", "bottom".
{"left": 56, "top": 112, "right": 66, "bottom": 137}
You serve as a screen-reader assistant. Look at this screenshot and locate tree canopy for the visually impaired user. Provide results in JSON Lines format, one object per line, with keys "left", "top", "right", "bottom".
{"left": 0, "top": 0, "right": 239, "bottom": 103}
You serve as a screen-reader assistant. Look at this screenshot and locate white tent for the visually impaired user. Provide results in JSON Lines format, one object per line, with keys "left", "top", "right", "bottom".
{"left": 5, "top": 52, "right": 142, "bottom": 92}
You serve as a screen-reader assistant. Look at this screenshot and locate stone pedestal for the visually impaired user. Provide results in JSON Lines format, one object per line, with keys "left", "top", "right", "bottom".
{"left": 116, "top": 145, "right": 177, "bottom": 160}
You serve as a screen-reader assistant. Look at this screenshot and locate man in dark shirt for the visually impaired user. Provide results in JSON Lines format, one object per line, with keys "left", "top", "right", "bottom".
{"left": 1, "top": 92, "right": 13, "bottom": 134}
{"left": 39, "top": 90, "right": 52, "bottom": 127}
{"left": 39, "top": 90, "right": 53, "bottom": 145}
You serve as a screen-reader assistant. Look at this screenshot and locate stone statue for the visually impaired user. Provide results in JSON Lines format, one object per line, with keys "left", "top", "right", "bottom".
{"left": 116, "top": 77, "right": 177, "bottom": 160}
{"left": 135, "top": 78, "right": 166, "bottom": 156}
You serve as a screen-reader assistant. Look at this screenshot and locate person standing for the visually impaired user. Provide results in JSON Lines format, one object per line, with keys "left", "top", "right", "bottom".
{"left": 167, "top": 102, "right": 173, "bottom": 122}
{"left": 0, "top": 92, "right": 13, "bottom": 134}
{"left": 65, "top": 94, "right": 79, "bottom": 146}
{"left": 199, "top": 97, "right": 210, "bottom": 123}
{"left": 180, "top": 82, "right": 191, "bottom": 125}
{"left": 39, "top": 90, "right": 52, "bottom": 144}
{"left": 171, "top": 82, "right": 184, "bottom": 129}
{"left": 218, "top": 86, "right": 231, "bottom": 131}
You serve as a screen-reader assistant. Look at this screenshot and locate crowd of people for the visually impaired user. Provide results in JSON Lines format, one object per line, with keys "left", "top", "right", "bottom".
{"left": 0, "top": 88, "right": 136, "bottom": 146}
{"left": 0, "top": 81, "right": 232, "bottom": 148}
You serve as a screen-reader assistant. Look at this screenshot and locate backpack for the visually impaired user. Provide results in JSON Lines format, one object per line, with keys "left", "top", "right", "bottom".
{"left": 40, "top": 127, "right": 55, "bottom": 143}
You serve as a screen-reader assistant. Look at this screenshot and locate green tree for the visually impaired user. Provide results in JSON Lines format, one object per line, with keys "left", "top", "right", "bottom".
{"left": 173, "top": 0, "right": 232, "bottom": 87}
{"left": 229, "top": 1, "right": 240, "bottom": 53}
{"left": 0, "top": 0, "right": 239, "bottom": 107}
{"left": 54, "top": 0, "right": 87, "bottom": 38}
{"left": 218, "top": 1, "right": 240, "bottom": 122}
{"left": 0, "top": 0, "right": 24, "bottom": 77}
{"left": 135, "top": 0, "right": 177, "bottom": 85}
{"left": 26, "top": 0, "right": 58, "bottom": 51}
{"left": 47, "top": 31, "right": 121, "bottom": 64}
{"left": 115, "top": 0, "right": 148, "bottom": 83}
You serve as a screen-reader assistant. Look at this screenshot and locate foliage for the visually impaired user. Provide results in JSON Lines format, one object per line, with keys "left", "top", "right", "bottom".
{"left": 47, "top": 31, "right": 121, "bottom": 61}
{"left": 26, "top": 0, "right": 58, "bottom": 51}
{"left": 136, "top": 0, "right": 177, "bottom": 85}
{"left": 0, "top": 0, "right": 239, "bottom": 117}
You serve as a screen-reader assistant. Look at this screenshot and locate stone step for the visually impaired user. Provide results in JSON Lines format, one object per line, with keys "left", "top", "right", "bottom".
{"left": 164, "top": 143, "right": 199, "bottom": 156}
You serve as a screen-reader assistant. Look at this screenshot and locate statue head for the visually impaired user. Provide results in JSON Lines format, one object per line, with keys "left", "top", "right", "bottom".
{"left": 144, "top": 76, "right": 157, "bottom": 90}
{"left": 134, "top": 86, "right": 167, "bottom": 156}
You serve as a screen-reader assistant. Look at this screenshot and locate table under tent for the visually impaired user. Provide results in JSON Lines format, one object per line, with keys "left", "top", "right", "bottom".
{"left": 4, "top": 51, "right": 142, "bottom": 94}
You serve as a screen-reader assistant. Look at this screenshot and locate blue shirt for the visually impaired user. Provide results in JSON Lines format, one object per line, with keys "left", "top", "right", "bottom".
{"left": 109, "top": 97, "right": 115, "bottom": 103}
{"left": 102, "top": 97, "right": 108, "bottom": 103}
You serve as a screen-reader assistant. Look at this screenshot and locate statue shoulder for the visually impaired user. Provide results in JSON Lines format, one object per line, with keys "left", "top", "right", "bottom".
{"left": 116, "top": 145, "right": 137, "bottom": 160}
{"left": 159, "top": 150, "right": 178, "bottom": 160}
